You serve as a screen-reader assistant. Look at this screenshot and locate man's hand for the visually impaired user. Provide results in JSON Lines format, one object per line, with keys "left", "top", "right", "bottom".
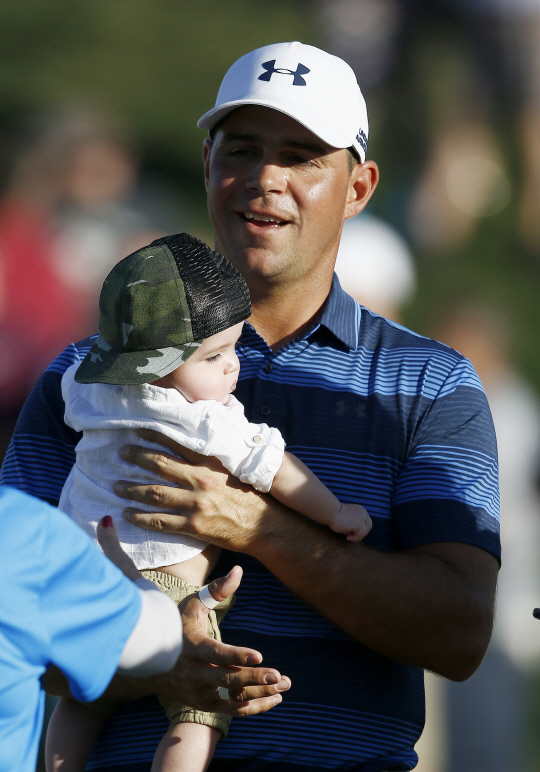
{"left": 115, "top": 428, "right": 284, "bottom": 552}
{"left": 96, "top": 565, "right": 291, "bottom": 714}
{"left": 152, "top": 566, "right": 291, "bottom": 714}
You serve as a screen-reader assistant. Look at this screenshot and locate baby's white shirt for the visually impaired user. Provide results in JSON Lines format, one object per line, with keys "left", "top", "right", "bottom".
{"left": 59, "top": 363, "right": 285, "bottom": 570}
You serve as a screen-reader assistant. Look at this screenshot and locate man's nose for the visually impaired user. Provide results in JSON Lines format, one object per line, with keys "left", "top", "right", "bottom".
{"left": 246, "top": 160, "right": 287, "bottom": 195}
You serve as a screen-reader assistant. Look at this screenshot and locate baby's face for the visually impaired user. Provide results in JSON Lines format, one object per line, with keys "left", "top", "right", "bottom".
{"left": 152, "top": 322, "right": 243, "bottom": 404}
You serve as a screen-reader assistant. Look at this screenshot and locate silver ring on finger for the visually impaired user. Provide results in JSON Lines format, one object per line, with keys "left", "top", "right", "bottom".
{"left": 217, "top": 686, "right": 230, "bottom": 701}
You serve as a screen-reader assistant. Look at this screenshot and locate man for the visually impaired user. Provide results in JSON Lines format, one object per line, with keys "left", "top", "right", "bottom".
{"left": 1, "top": 42, "right": 500, "bottom": 771}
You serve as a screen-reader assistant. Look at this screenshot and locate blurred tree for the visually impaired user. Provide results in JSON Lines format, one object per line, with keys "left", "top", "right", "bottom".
{"left": 0, "top": 0, "right": 314, "bottom": 203}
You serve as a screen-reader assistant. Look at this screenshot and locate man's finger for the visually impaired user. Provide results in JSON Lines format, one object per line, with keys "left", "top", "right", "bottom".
{"left": 206, "top": 566, "right": 243, "bottom": 603}
{"left": 227, "top": 676, "right": 292, "bottom": 703}
{"left": 225, "top": 693, "right": 284, "bottom": 717}
{"left": 115, "top": 476, "right": 197, "bottom": 509}
{"left": 119, "top": 444, "right": 194, "bottom": 484}
{"left": 123, "top": 506, "right": 192, "bottom": 535}
{"left": 183, "top": 631, "right": 263, "bottom": 667}
{"left": 137, "top": 428, "right": 205, "bottom": 465}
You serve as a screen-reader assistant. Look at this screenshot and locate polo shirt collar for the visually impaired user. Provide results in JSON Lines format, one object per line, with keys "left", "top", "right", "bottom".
{"left": 241, "top": 273, "right": 359, "bottom": 352}
{"left": 316, "top": 273, "right": 359, "bottom": 351}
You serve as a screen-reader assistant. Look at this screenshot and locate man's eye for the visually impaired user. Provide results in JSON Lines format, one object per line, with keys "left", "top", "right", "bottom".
{"left": 206, "top": 354, "right": 221, "bottom": 363}
{"left": 228, "top": 146, "right": 256, "bottom": 157}
{"left": 289, "top": 154, "right": 314, "bottom": 167}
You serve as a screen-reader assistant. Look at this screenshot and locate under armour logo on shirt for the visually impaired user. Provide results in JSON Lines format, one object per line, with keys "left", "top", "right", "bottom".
{"left": 335, "top": 400, "right": 366, "bottom": 418}
{"left": 258, "top": 60, "right": 310, "bottom": 86}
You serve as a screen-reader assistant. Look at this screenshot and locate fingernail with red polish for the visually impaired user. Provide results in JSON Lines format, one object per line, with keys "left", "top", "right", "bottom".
{"left": 102, "top": 516, "right": 113, "bottom": 528}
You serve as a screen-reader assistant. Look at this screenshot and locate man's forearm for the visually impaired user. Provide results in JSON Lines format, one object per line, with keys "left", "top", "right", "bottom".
{"left": 248, "top": 499, "right": 498, "bottom": 681}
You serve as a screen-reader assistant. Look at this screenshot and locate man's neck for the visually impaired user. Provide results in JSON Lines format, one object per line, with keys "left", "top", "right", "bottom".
{"left": 247, "top": 275, "right": 333, "bottom": 351}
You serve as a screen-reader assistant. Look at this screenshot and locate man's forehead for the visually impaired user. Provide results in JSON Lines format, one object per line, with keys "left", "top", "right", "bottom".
{"left": 214, "top": 105, "right": 336, "bottom": 155}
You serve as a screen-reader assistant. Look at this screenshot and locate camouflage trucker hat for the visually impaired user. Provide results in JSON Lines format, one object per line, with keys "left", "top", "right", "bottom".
{"left": 75, "top": 232, "right": 251, "bottom": 385}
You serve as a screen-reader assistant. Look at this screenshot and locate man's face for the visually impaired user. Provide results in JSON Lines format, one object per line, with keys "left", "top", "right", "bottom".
{"left": 203, "top": 106, "right": 358, "bottom": 290}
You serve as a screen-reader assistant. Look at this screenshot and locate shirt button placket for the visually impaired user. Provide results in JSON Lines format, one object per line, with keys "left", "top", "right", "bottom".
{"left": 258, "top": 358, "right": 274, "bottom": 418}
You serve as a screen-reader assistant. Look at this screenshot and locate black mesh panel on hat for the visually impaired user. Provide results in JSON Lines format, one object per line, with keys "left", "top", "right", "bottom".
{"left": 151, "top": 233, "right": 251, "bottom": 339}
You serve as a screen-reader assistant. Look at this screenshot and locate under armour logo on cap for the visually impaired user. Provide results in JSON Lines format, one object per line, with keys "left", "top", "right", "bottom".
{"left": 356, "top": 129, "right": 368, "bottom": 154}
{"left": 258, "top": 60, "right": 310, "bottom": 86}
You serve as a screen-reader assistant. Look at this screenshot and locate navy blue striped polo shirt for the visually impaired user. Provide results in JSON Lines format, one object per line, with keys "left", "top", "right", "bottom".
{"left": 1, "top": 276, "right": 500, "bottom": 772}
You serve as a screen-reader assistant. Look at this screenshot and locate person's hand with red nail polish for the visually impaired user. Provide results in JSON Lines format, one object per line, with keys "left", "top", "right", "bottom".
{"left": 96, "top": 516, "right": 142, "bottom": 582}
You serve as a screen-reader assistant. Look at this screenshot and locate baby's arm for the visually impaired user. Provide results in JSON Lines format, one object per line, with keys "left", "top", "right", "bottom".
{"left": 270, "top": 452, "right": 372, "bottom": 542}
{"left": 196, "top": 400, "right": 371, "bottom": 541}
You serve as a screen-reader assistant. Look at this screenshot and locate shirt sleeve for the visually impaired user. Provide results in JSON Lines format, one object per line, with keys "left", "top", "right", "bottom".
{"left": 40, "top": 499, "right": 142, "bottom": 702}
{"left": 392, "top": 358, "right": 501, "bottom": 561}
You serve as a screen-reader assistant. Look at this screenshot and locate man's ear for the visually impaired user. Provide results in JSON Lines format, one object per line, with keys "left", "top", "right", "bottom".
{"left": 203, "top": 138, "right": 212, "bottom": 192}
{"left": 344, "top": 161, "right": 379, "bottom": 220}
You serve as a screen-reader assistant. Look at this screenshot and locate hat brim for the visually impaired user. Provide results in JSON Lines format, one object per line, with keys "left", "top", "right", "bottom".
{"left": 197, "top": 98, "right": 365, "bottom": 161}
{"left": 75, "top": 335, "right": 203, "bottom": 385}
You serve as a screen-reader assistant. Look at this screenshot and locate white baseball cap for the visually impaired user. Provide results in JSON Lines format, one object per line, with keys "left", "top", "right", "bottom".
{"left": 197, "top": 41, "right": 369, "bottom": 162}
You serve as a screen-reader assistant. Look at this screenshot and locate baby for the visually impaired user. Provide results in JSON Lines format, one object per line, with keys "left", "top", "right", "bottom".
{"left": 46, "top": 233, "right": 372, "bottom": 772}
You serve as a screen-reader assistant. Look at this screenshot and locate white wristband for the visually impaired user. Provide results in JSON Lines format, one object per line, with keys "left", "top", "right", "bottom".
{"left": 198, "top": 584, "right": 220, "bottom": 609}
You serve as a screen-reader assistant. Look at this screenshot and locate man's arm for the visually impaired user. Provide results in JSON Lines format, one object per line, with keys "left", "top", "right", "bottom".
{"left": 116, "top": 432, "right": 498, "bottom": 682}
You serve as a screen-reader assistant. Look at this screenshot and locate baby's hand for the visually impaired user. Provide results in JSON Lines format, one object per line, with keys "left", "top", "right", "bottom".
{"left": 331, "top": 503, "right": 372, "bottom": 542}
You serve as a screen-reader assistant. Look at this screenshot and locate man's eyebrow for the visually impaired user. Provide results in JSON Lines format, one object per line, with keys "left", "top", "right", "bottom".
{"left": 219, "top": 132, "right": 329, "bottom": 156}
{"left": 220, "top": 132, "right": 259, "bottom": 143}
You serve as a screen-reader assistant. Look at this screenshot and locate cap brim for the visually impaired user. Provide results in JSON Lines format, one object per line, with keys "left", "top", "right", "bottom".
{"left": 198, "top": 98, "right": 354, "bottom": 151}
{"left": 75, "top": 335, "right": 203, "bottom": 385}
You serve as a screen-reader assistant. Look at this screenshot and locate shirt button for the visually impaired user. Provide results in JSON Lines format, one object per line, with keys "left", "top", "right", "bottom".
{"left": 253, "top": 435, "right": 262, "bottom": 443}
{"left": 260, "top": 405, "right": 271, "bottom": 416}
{"left": 264, "top": 362, "right": 273, "bottom": 373}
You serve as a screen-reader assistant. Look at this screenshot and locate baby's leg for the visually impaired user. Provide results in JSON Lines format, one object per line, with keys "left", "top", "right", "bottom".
{"left": 45, "top": 697, "right": 107, "bottom": 772}
{"left": 151, "top": 723, "right": 221, "bottom": 772}
{"left": 156, "top": 543, "right": 221, "bottom": 586}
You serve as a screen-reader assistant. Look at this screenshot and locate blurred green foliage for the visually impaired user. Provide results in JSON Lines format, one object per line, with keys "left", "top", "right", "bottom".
{"left": 0, "top": 0, "right": 315, "bottom": 201}
{"left": 1, "top": 1, "right": 540, "bottom": 391}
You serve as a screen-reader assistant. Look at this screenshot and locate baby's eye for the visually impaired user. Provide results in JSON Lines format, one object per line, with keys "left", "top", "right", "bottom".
{"left": 205, "top": 353, "right": 221, "bottom": 363}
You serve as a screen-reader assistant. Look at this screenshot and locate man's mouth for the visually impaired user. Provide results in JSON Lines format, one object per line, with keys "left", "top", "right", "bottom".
{"left": 241, "top": 212, "right": 288, "bottom": 227}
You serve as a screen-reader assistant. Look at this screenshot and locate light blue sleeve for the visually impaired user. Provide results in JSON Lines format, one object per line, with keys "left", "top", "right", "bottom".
{"left": 37, "top": 493, "right": 142, "bottom": 701}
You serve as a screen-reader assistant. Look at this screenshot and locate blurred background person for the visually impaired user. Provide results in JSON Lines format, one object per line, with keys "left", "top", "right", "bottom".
{"left": 432, "top": 303, "right": 540, "bottom": 772}
{"left": 334, "top": 212, "right": 416, "bottom": 322}
{"left": 51, "top": 111, "right": 159, "bottom": 329}
{"left": 0, "top": 121, "right": 87, "bottom": 460}
{"left": 0, "top": 110, "right": 165, "bottom": 465}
